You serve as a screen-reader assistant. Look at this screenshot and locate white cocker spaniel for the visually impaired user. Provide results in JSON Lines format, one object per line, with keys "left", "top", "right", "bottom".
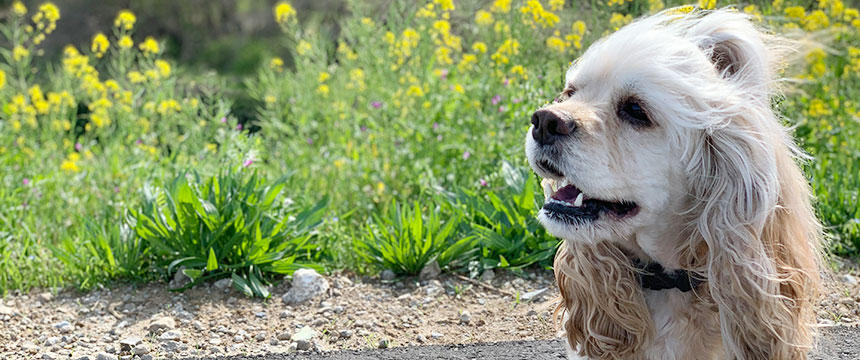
{"left": 525, "top": 9, "right": 821, "bottom": 360}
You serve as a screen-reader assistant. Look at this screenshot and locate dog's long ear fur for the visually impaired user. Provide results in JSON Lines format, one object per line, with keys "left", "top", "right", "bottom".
{"left": 684, "top": 11, "right": 821, "bottom": 359}
{"left": 555, "top": 241, "right": 652, "bottom": 358}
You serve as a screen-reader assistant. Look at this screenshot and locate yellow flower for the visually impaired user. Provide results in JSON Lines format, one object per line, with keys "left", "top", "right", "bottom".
{"left": 92, "top": 33, "right": 109, "bottom": 57}
{"left": 472, "top": 41, "right": 488, "bottom": 53}
{"left": 698, "top": 0, "right": 717, "bottom": 10}
{"left": 114, "top": 10, "right": 136, "bottom": 30}
{"left": 546, "top": 36, "right": 567, "bottom": 53}
{"left": 452, "top": 84, "right": 465, "bottom": 93}
{"left": 609, "top": 13, "right": 633, "bottom": 31}
{"left": 127, "top": 71, "right": 146, "bottom": 83}
{"left": 406, "top": 85, "right": 424, "bottom": 97}
{"left": 38, "top": 3, "right": 60, "bottom": 24}
{"left": 648, "top": 0, "right": 665, "bottom": 12}
{"left": 270, "top": 57, "right": 284, "bottom": 71}
{"left": 274, "top": 1, "right": 297, "bottom": 24}
{"left": 361, "top": 17, "right": 375, "bottom": 27}
{"left": 157, "top": 99, "right": 181, "bottom": 115}
{"left": 510, "top": 64, "right": 527, "bottom": 79}
{"left": 434, "top": 0, "right": 454, "bottom": 11}
{"left": 318, "top": 71, "right": 331, "bottom": 83}
{"left": 520, "top": 0, "right": 560, "bottom": 28}
{"left": 12, "top": 1, "right": 26, "bottom": 16}
{"left": 475, "top": 10, "right": 494, "bottom": 26}
{"left": 549, "top": 0, "right": 564, "bottom": 11}
{"left": 804, "top": 10, "right": 830, "bottom": 31}
{"left": 435, "top": 46, "right": 453, "bottom": 65}
{"left": 60, "top": 153, "right": 81, "bottom": 172}
{"left": 491, "top": 0, "right": 512, "bottom": 13}
{"left": 139, "top": 37, "right": 160, "bottom": 54}
{"left": 457, "top": 53, "right": 478, "bottom": 72}
{"left": 772, "top": 0, "right": 784, "bottom": 10}
{"left": 316, "top": 84, "right": 330, "bottom": 96}
{"left": 785, "top": 6, "right": 806, "bottom": 20}
{"left": 12, "top": 45, "right": 29, "bottom": 61}
{"left": 0, "top": 69, "right": 5, "bottom": 89}
{"left": 416, "top": 3, "right": 436, "bottom": 19}
{"left": 118, "top": 35, "right": 133, "bottom": 49}
{"left": 491, "top": 39, "right": 519, "bottom": 64}
{"left": 296, "top": 40, "right": 312, "bottom": 56}
{"left": 349, "top": 68, "right": 365, "bottom": 83}
{"left": 155, "top": 60, "right": 171, "bottom": 77}
{"left": 608, "top": 0, "right": 631, "bottom": 6}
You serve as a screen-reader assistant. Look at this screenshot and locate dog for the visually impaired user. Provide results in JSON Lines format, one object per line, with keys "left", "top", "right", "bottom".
{"left": 525, "top": 9, "right": 821, "bottom": 360}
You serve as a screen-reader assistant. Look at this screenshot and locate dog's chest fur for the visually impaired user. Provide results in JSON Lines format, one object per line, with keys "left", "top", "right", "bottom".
{"left": 641, "top": 289, "right": 722, "bottom": 360}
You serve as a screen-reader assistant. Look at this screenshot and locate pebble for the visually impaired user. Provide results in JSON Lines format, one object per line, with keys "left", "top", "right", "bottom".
{"left": 380, "top": 270, "right": 397, "bottom": 281}
{"left": 118, "top": 337, "right": 142, "bottom": 352}
{"left": 0, "top": 304, "right": 15, "bottom": 316}
{"left": 282, "top": 269, "right": 330, "bottom": 305}
{"left": 430, "top": 332, "right": 443, "bottom": 339}
{"left": 39, "top": 292, "right": 54, "bottom": 302}
{"left": 521, "top": 287, "right": 549, "bottom": 302}
{"left": 459, "top": 311, "right": 472, "bottom": 325}
{"left": 416, "top": 334, "right": 427, "bottom": 343}
{"left": 292, "top": 326, "right": 316, "bottom": 341}
{"left": 424, "top": 280, "right": 444, "bottom": 297}
{"left": 480, "top": 269, "right": 496, "bottom": 282}
{"left": 213, "top": 278, "right": 232, "bottom": 290}
{"left": 254, "top": 332, "right": 267, "bottom": 341}
{"left": 148, "top": 316, "right": 176, "bottom": 333}
{"left": 209, "top": 338, "right": 222, "bottom": 346}
{"left": 54, "top": 321, "right": 73, "bottom": 333}
{"left": 131, "top": 343, "right": 150, "bottom": 355}
{"left": 158, "top": 330, "right": 182, "bottom": 341}
{"left": 277, "top": 331, "right": 292, "bottom": 341}
{"left": 339, "top": 329, "right": 353, "bottom": 339}
{"left": 419, "top": 261, "right": 441, "bottom": 280}
{"left": 295, "top": 340, "right": 312, "bottom": 351}
{"left": 233, "top": 335, "right": 244, "bottom": 343}
{"left": 269, "top": 338, "right": 279, "bottom": 346}
{"left": 96, "top": 353, "right": 118, "bottom": 360}
{"left": 41, "top": 353, "right": 56, "bottom": 360}
{"left": 378, "top": 338, "right": 390, "bottom": 349}
{"left": 279, "top": 310, "right": 292, "bottom": 319}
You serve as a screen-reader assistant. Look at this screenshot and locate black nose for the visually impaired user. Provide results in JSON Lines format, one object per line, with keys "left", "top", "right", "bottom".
{"left": 531, "top": 109, "right": 575, "bottom": 145}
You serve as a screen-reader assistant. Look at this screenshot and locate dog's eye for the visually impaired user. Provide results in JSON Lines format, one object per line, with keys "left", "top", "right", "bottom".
{"left": 553, "top": 88, "right": 575, "bottom": 103}
{"left": 618, "top": 99, "right": 651, "bottom": 127}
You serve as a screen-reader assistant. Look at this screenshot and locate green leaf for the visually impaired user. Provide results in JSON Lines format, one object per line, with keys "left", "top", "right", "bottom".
{"left": 231, "top": 273, "right": 253, "bottom": 297}
{"left": 206, "top": 248, "right": 218, "bottom": 271}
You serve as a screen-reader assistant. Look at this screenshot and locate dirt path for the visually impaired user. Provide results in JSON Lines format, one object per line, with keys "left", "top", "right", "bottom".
{"left": 204, "top": 326, "right": 859, "bottom": 359}
{"left": 1, "top": 267, "right": 858, "bottom": 360}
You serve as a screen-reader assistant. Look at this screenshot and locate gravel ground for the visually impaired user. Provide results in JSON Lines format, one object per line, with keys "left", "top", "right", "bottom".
{"left": 0, "top": 263, "right": 858, "bottom": 360}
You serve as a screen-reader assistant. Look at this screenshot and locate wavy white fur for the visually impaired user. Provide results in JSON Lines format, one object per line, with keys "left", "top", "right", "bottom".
{"left": 525, "top": 9, "right": 821, "bottom": 360}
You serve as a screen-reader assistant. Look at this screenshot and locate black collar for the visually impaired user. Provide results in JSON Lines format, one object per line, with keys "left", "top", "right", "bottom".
{"left": 633, "top": 260, "right": 705, "bottom": 292}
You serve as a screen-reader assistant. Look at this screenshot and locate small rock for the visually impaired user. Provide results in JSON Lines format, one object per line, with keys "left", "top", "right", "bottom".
{"left": 139, "top": 355, "right": 153, "bottom": 360}
{"left": 418, "top": 261, "right": 441, "bottom": 281}
{"left": 338, "top": 329, "right": 353, "bottom": 339}
{"left": 74, "top": 356, "right": 91, "bottom": 360}
{"left": 837, "top": 274, "right": 858, "bottom": 285}
{"left": 213, "top": 278, "right": 232, "bottom": 290}
{"left": 158, "top": 330, "right": 181, "bottom": 342}
{"left": 46, "top": 336, "right": 62, "bottom": 346}
{"left": 480, "top": 269, "right": 495, "bottom": 282}
{"left": 430, "top": 332, "right": 443, "bottom": 339}
{"left": 119, "top": 337, "right": 142, "bottom": 352}
{"left": 232, "top": 335, "right": 244, "bottom": 343}
{"left": 254, "top": 332, "right": 266, "bottom": 342}
{"left": 209, "top": 338, "right": 222, "bottom": 346}
{"left": 148, "top": 316, "right": 176, "bottom": 333}
{"left": 277, "top": 331, "right": 292, "bottom": 341}
{"left": 282, "top": 269, "right": 330, "bottom": 305}
{"left": 521, "top": 287, "right": 549, "bottom": 302}
{"left": 279, "top": 310, "right": 292, "bottom": 319}
{"left": 380, "top": 270, "right": 397, "bottom": 281}
{"left": 416, "top": 334, "right": 427, "bottom": 343}
{"left": 424, "top": 280, "right": 444, "bottom": 297}
{"left": 54, "top": 321, "right": 73, "bottom": 333}
{"left": 378, "top": 338, "right": 389, "bottom": 349}
{"left": 269, "top": 338, "right": 279, "bottom": 346}
{"left": 169, "top": 266, "right": 191, "bottom": 289}
{"left": 39, "top": 292, "right": 54, "bottom": 302}
{"left": 161, "top": 341, "right": 181, "bottom": 352}
{"left": 0, "top": 304, "right": 15, "bottom": 316}
{"left": 295, "top": 340, "right": 312, "bottom": 351}
{"left": 41, "top": 353, "right": 56, "bottom": 360}
{"left": 131, "top": 344, "right": 150, "bottom": 355}
{"left": 96, "top": 353, "right": 118, "bottom": 360}
{"left": 292, "top": 326, "right": 316, "bottom": 342}
{"left": 459, "top": 311, "right": 471, "bottom": 325}
{"left": 254, "top": 311, "right": 266, "bottom": 318}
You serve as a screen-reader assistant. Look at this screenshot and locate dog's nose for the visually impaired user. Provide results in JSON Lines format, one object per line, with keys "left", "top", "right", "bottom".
{"left": 531, "top": 109, "right": 575, "bottom": 145}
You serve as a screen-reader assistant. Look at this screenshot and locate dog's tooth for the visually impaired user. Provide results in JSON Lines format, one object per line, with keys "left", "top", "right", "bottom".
{"left": 541, "top": 179, "right": 555, "bottom": 200}
{"left": 573, "top": 193, "right": 584, "bottom": 207}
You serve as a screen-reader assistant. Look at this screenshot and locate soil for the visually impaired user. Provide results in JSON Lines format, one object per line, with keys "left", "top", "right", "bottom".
{"left": 0, "top": 262, "right": 858, "bottom": 360}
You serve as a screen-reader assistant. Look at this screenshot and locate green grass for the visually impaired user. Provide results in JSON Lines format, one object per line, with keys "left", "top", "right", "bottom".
{"left": 0, "top": 0, "right": 859, "bottom": 295}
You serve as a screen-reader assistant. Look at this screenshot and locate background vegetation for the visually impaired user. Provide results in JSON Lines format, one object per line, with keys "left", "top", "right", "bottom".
{"left": 0, "top": 0, "right": 858, "bottom": 296}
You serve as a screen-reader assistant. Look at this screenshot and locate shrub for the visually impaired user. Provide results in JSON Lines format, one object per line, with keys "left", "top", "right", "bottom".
{"left": 127, "top": 170, "right": 328, "bottom": 297}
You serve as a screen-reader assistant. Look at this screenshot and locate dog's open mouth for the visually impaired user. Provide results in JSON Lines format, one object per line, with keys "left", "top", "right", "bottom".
{"left": 542, "top": 179, "right": 638, "bottom": 224}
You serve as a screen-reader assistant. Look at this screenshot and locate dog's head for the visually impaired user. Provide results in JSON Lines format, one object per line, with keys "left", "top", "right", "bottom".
{"left": 529, "top": 9, "right": 821, "bottom": 358}
{"left": 526, "top": 9, "right": 780, "bottom": 260}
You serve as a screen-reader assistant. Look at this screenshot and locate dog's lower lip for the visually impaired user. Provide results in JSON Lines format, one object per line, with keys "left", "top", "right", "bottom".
{"left": 542, "top": 183, "right": 638, "bottom": 224}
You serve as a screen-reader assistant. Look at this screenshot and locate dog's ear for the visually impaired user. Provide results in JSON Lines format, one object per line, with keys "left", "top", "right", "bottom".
{"left": 554, "top": 241, "right": 652, "bottom": 358}
{"left": 686, "top": 10, "right": 780, "bottom": 102}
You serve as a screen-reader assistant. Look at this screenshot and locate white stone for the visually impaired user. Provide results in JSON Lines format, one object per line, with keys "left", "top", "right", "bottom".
{"left": 282, "top": 269, "right": 329, "bottom": 305}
